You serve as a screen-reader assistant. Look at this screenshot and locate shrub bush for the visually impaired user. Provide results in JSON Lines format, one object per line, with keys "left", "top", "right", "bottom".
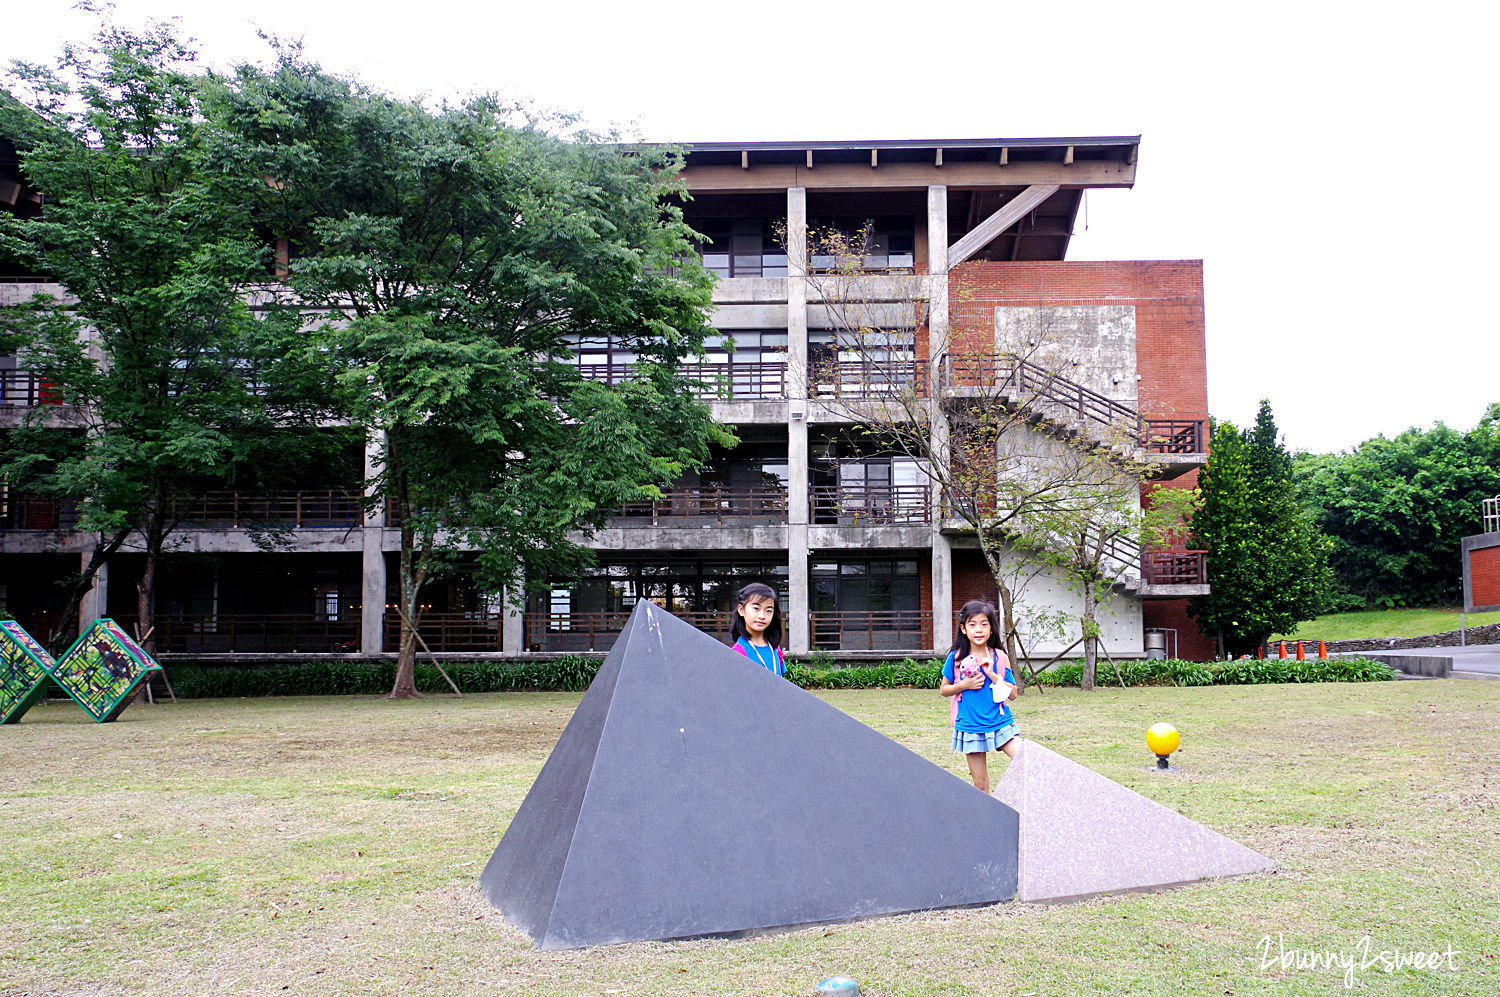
{"left": 165, "top": 652, "right": 1396, "bottom": 699}
{"left": 1030, "top": 656, "right": 1396, "bottom": 688}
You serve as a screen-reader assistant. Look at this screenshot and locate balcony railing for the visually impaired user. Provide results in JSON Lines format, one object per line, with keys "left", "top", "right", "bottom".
{"left": 171, "top": 488, "right": 366, "bottom": 527}
{"left": 810, "top": 611, "right": 932, "bottom": 652}
{"left": 171, "top": 491, "right": 364, "bottom": 529}
{"left": 1142, "top": 549, "right": 1208, "bottom": 585}
{"left": 809, "top": 484, "right": 931, "bottom": 525}
{"left": 611, "top": 486, "right": 788, "bottom": 526}
{"left": 525, "top": 610, "right": 730, "bottom": 653}
{"left": 135, "top": 614, "right": 360, "bottom": 654}
{"left": 575, "top": 362, "right": 787, "bottom": 400}
{"left": 0, "top": 494, "right": 79, "bottom": 530}
{"left": 1142, "top": 419, "right": 1205, "bottom": 454}
{"left": 809, "top": 360, "right": 926, "bottom": 399}
{"left": 0, "top": 371, "right": 61, "bottom": 407}
{"left": 1484, "top": 496, "right": 1499, "bottom": 534}
{"left": 384, "top": 612, "right": 504, "bottom": 652}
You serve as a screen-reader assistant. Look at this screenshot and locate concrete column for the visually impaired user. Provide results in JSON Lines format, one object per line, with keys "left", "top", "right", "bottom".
{"left": 926, "top": 186, "right": 954, "bottom": 650}
{"left": 502, "top": 583, "right": 525, "bottom": 654}
{"left": 931, "top": 533, "right": 953, "bottom": 651}
{"left": 79, "top": 553, "right": 107, "bottom": 631}
{"left": 786, "top": 186, "right": 811, "bottom": 654}
{"left": 360, "top": 431, "right": 387, "bottom": 655}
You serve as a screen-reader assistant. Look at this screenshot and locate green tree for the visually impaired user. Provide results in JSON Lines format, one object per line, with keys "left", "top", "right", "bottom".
{"left": 1189, "top": 401, "right": 1327, "bottom": 655}
{"left": 1294, "top": 405, "right": 1500, "bottom": 607}
{"left": 208, "top": 52, "right": 727, "bottom": 696}
{"left": 0, "top": 23, "right": 327, "bottom": 651}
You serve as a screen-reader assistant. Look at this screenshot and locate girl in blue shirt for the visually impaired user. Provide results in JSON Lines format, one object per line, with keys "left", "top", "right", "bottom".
{"left": 728, "top": 581, "right": 786, "bottom": 676}
{"left": 940, "top": 600, "right": 1020, "bottom": 792}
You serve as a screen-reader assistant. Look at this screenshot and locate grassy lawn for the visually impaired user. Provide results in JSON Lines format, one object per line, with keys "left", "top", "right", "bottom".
{"left": 1273, "top": 606, "right": 1500, "bottom": 642}
{"left": 2, "top": 684, "right": 1496, "bottom": 996}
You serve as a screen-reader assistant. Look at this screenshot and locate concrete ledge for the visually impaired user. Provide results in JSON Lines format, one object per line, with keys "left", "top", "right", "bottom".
{"left": 1338, "top": 652, "right": 1451, "bottom": 678}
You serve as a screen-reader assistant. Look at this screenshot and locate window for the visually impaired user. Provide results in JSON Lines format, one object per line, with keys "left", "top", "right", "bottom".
{"left": 695, "top": 218, "right": 787, "bottom": 278}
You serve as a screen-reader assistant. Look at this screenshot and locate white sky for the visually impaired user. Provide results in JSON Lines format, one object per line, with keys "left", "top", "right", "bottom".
{"left": 10, "top": 0, "right": 1497, "bottom": 454}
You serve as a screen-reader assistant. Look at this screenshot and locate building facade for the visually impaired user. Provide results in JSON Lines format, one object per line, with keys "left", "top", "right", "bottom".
{"left": 1, "top": 136, "right": 1216, "bottom": 661}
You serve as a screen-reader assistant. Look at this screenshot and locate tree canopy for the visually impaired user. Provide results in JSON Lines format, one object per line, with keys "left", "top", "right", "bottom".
{"left": 0, "top": 23, "right": 326, "bottom": 648}
{"left": 1189, "top": 401, "right": 1327, "bottom": 654}
{"left": 1294, "top": 403, "right": 1500, "bottom": 608}
{"left": 205, "top": 49, "right": 728, "bottom": 694}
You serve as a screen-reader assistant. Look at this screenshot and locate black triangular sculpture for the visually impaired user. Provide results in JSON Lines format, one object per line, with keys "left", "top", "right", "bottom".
{"left": 481, "top": 601, "right": 1019, "bottom": 949}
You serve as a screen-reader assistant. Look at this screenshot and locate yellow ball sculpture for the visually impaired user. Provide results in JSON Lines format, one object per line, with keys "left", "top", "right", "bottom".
{"left": 1146, "top": 722, "right": 1180, "bottom": 758}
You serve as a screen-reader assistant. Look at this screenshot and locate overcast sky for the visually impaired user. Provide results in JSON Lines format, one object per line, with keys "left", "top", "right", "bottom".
{"left": 9, "top": 0, "right": 1496, "bottom": 454}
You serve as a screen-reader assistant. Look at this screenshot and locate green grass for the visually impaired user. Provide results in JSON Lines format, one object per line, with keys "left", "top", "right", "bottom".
{"left": 2, "top": 685, "right": 1497, "bottom": 996}
{"left": 1273, "top": 606, "right": 1500, "bottom": 641}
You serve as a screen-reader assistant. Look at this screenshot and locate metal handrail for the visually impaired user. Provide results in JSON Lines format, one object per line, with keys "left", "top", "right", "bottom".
{"left": 524, "top": 610, "right": 730, "bottom": 652}
{"left": 809, "top": 484, "right": 931, "bottom": 524}
{"left": 937, "top": 352, "right": 1206, "bottom": 454}
{"left": 1484, "top": 496, "right": 1500, "bottom": 534}
{"left": 809, "top": 611, "right": 933, "bottom": 652}
{"left": 611, "top": 486, "right": 788, "bottom": 525}
{"left": 171, "top": 490, "right": 364, "bottom": 528}
{"left": 129, "top": 614, "right": 360, "bottom": 653}
{"left": 0, "top": 371, "right": 61, "bottom": 407}
{"left": 808, "top": 359, "right": 926, "bottom": 398}
{"left": 574, "top": 361, "right": 787, "bottom": 400}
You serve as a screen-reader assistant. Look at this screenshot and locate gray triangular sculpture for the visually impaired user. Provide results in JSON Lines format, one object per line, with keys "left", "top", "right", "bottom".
{"left": 992, "top": 740, "right": 1273, "bottom": 903}
{"left": 481, "top": 601, "right": 1019, "bottom": 948}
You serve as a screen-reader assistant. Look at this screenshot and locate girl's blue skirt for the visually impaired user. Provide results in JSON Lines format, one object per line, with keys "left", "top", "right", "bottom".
{"left": 953, "top": 723, "right": 1020, "bottom": 754}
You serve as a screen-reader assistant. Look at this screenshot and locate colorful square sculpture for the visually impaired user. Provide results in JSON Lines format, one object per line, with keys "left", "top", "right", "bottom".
{"left": 51, "top": 618, "right": 163, "bottom": 723}
{"left": 0, "top": 619, "right": 57, "bottom": 724}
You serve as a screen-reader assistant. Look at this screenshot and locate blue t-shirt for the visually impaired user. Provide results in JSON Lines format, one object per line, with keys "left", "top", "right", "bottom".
{"left": 734, "top": 637, "right": 786, "bottom": 676}
{"left": 943, "top": 648, "right": 1016, "bottom": 733}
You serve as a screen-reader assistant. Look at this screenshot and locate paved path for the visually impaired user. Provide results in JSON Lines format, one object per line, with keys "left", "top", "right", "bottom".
{"left": 1352, "top": 644, "right": 1500, "bottom": 679}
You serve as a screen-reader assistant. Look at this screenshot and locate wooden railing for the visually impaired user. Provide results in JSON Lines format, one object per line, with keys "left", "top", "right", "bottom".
{"left": 134, "top": 614, "right": 360, "bottom": 654}
{"left": 1142, "top": 419, "right": 1205, "bottom": 454}
{"left": 940, "top": 352, "right": 1139, "bottom": 430}
{"left": 0, "top": 371, "right": 60, "bottom": 407}
{"left": 525, "top": 610, "right": 730, "bottom": 652}
{"left": 172, "top": 491, "right": 363, "bottom": 528}
{"left": 611, "top": 486, "right": 788, "bottom": 525}
{"left": 809, "top": 484, "right": 930, "bottom": 525}
{"left": 575, "top": 362, "right": 787, "bottom": 400}
{"left": 810, "top": 611, "right": 932, "bottom": 652}
{"left": 1142, "top": 549, "right": 1208, "bottom": 585}
{"left": 809, "top": 360, "right": 926, "bottom": 398}
{"left": 938, "top": 353, "right": 1207, "bottom": 456}
{"left": 0, "top": 494, "right": 79, "bottom": 530}
{"left": 383, "top": 612, "right": 504, "bottom": 652}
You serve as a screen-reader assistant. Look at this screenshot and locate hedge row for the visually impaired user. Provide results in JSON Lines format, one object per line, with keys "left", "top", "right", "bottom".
{"left": 167, "top": 653, "right": 1396, "bottom": 698}
{"left": 1029, "top": 655, "right": 1398, "bottom": 688}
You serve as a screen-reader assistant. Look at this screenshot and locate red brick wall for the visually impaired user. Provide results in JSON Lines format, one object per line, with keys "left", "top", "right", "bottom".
{"left": 943, "top": 259, "right": 1208, "bottom": 425}
{"left": 1471, "top": 544, "right": 1500, "bottom": 608}
{"left": 951, "top": 548, "right": 999, "bottom": 619}
{"left": 929, "top": 260, "right": 1215, "bottom": 658}
{"left": 1141, "top": 599, "right": 1218, "bottom": 661}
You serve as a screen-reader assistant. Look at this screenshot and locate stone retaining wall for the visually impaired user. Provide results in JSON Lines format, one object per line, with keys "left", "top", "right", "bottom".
{"left": 1317, "top": 622, "right": 1500, "bottom": 654}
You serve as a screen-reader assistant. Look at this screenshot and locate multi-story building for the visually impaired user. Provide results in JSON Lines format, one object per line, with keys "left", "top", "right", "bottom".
{"left": 1, "top": 135, "right": 1215, "bottom": 662}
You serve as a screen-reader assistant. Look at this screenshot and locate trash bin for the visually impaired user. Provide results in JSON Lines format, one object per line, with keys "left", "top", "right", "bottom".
{"left": 1144, "top": 631, "right": 1168, "bottom": 660}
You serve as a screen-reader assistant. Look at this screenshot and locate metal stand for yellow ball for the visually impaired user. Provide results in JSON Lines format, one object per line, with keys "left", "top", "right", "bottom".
{"left": 1147, "top": 721, "right": 1180, "bottom": 771}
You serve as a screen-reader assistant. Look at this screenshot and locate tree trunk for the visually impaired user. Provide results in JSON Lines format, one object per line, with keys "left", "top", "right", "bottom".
{"left": 389, "top": 525, "right": 421, "bottom": 699}
{"left": 1080, "top": 579, "right": 1097, "bottom": 691}
{"left": 136, "top": 548, "right": 157, "bottom": 657}
{"left": 47, "top": 530, "right": 130, "bottom": 655}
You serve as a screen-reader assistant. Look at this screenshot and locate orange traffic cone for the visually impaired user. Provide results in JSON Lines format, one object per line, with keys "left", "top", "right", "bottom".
{"left": 1296, "top": 641, "right": 1306, "bottom": 660}
{"left": 1317, "top": 640, "right": 1327, "bottom": 659}
{"left": 1278, "top": 641, "right": 1287, "bottom": 659}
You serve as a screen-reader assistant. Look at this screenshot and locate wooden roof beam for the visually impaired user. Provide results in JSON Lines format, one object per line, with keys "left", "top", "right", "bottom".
{"left": 945, "top": 184, "right": 1060, "bottom": 270}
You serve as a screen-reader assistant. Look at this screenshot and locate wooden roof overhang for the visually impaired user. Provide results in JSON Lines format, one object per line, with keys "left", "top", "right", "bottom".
{"left": 668, "top": 137, "right": 1139, "bottom": 263}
